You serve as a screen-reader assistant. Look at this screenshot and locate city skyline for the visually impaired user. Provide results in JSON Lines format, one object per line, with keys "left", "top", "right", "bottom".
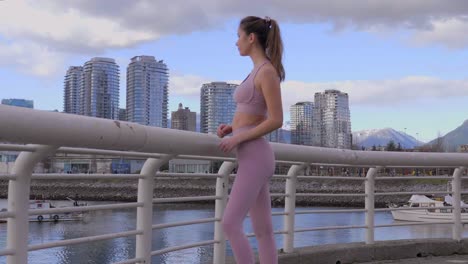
{"left": 0, "top": 49, "right": 461, "bottom": 143}
{"left": 1, "top": 1, "right": 468, "bottom": 142}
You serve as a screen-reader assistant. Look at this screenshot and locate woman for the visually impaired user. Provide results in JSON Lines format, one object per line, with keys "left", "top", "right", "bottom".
{"left": 217, "top": 15, "right": 285, "bottom": 264}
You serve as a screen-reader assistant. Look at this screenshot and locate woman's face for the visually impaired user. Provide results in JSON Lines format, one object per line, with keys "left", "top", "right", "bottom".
{"left": 236, "top": 27, "right": 252, "bottom": 56}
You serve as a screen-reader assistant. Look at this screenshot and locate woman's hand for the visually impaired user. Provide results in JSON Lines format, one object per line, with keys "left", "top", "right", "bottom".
{"left": 217, "top": 124, "right": 233, "bottom": 138}
{"left": 219, "top": 135, "right": 240, "bottom": 153}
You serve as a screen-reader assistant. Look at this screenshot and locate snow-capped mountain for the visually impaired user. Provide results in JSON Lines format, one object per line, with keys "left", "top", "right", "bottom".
{"left": 353, "top": 128, "right": 424, "bottom": 149}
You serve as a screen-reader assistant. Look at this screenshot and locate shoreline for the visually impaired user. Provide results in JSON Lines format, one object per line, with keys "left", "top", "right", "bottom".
{"left": 1, "top": 178, "right": 466, "bottom": 208}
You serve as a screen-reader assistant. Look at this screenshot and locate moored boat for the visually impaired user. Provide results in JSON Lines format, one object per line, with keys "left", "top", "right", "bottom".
{"left": 389, "top": 194, "right": 468, "bottom": 222}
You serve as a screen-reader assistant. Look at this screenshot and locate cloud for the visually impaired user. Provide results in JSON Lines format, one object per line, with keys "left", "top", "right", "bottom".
{"left": 44, "top": 1, "right": 468, "bottom": 39}
{"left": 45, "top": 1, "right": 468, "bottom": 30}
{"left": 2, "top": 0, "right": 468, "bottom": 77}
{"left": 409, "top": 18, "right": 468, "bottom": 49}
{"left": 168, "top": 74, "right": 468, "bottom": 116}
{"left": 0, "top": 41, "right": 65, "bottom": 76}
{"left": 282, "top": 77, "right": 468, "bottom": 107}
{"left": 0, "top": 0, "right": 157, "bottom": 77}
{"left": 0, "top": 0, "right": 156, "bottom": 53}
{"left": 4, "top": 0, "right": 468, "bottom": 53}
{"left": 170, "top": 74, "right": 213, "bottom": 97}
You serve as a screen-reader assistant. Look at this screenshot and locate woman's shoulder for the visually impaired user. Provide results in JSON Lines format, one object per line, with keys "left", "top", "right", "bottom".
{"left": 254, "top": 63, "right": 281, "bottom": 91}
{"left": 257, "top": 63, "right": 279, "bottom": 80}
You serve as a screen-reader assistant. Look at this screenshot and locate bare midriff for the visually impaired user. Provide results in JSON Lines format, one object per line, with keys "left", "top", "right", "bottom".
{"left": 231, "top": 111, "right": 266, "bottom": 131}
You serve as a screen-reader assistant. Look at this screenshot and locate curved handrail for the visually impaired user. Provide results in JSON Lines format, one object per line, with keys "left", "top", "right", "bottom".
{"left": 1, "top": 104, "right": 467, "bottom": 166}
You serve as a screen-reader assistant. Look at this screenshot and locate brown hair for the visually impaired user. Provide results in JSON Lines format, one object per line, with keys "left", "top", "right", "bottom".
{"left": 240, "top": 16, "right": 285, "bottom": 82}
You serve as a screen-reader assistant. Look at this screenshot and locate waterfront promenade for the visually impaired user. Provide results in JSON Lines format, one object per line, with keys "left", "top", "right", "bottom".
{"left": 226, "top": 238, "right": 468, "bottom": 263}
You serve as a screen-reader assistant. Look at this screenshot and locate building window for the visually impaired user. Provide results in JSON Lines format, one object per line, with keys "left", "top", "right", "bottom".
{"left": 6, "top": 155, "right": 17, "bottom": 162}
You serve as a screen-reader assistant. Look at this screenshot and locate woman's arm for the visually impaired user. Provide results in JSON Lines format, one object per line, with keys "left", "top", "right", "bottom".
{"left": 217, "top": 124, "right": 233, "bottom": 138}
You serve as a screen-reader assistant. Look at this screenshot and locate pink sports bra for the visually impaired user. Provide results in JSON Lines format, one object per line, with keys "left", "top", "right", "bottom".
{"left": 233, "top": 61, "right": 269, "bottom": 116}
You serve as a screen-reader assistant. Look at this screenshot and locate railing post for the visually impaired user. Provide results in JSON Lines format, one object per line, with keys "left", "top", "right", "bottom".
{"left": 283, "top": 163, "right": 307, "bottom": 253}
{"left": 213, "top": 161, "right": 236, "bottom": 264}
{"left": 135, "top": 155, "right": 174, "bottom": 264}
{"left": 7, "top": 145, "right": 58, "bottom": 264}
{"left": 452, "top": 167, "right": 463, "bottom": 241}
{"left": 365, "top": 167, "right": 378, "bottom": 244}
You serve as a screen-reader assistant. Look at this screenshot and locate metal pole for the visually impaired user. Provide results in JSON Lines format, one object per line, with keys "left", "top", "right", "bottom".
{"left": 213, "top": 161, "right": 236, "bottom": 264}
{"left": 7, "top": 145, "right": 57, "bottom": 264}
{"left": 283, "top": 163, "right": 307, "bottom": 253}
{"left": 135, "top": 155, "right": 173, "bottom": 263}
{"left": 452, "top": 167, "right": 463, "bottom": 241}
{"left": 365, "top": 167, "right": 378, "bottom": 244}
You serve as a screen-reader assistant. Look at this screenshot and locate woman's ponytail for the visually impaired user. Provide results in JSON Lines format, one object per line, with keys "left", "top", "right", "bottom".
{"left": 240, "top": 16, "right": 285, "bottom": 82}
{"left": 265, "top": 18, "right": 285, "bottom": 82}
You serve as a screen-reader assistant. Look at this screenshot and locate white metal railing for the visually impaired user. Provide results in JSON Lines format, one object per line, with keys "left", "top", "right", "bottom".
{"left": 0, "top": 104, "right": 467, "bottom": 263}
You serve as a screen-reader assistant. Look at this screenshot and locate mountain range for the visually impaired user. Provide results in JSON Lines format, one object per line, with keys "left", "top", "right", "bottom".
{"left": 352, "top": 128, "right": 423, "bottom": 149}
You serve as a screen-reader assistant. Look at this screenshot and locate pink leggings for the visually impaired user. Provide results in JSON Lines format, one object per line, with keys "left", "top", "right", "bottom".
{"left": 222, "top": 126, "right": 278, "bottom": 264}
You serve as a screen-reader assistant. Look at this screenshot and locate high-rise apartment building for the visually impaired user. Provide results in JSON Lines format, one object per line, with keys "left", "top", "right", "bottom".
{"left": 290, "top": 101, "right": 314, "bottom": 145}
{"left": 313, "top": 90, "right": 352, "bottom": 149}
{"left": 63, "top": 66, "right": 83, "bottom": 114}
{"left": 119, "top": 108, "right": 127, "bottom": 121}
{"left": 200, "top": 82, "right": 237, "bottom": 134}
{"left": 126, "top": 56, "right": 169, "bottom": 127}
{"left": 81, "top": 57, "right": 120, "bottom": 119}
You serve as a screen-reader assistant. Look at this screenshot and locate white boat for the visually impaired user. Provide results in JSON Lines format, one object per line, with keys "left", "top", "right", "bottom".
{"left": 389, "top": 194, "right": 468, "bottom": 222}
{"left": 29, "top": 199, "right": 86, "bottom": 222}
{"left": 1, "top": 198, "right": 87, "bottom": 223}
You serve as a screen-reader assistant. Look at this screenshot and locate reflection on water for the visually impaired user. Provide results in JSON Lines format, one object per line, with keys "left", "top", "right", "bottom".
{"left": 0, "top": 200, "right": 466, "bottom": 264}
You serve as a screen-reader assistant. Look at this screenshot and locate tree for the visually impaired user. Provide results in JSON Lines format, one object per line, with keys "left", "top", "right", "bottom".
{"left": 372, "top": 145, "right": 377, "bottom": 151}
{"left": 396, "top": 142, "right": 403, "bottom": 151}
{"left": 431, "top": 131, "right": 446, "bottom": 152}
{"left": 386, "top": 140, "right": 396, "bottom": 151}
{"left": 41, "top": 156, "right": 53, "bottom": 173}
{"left": 351, "top": 144, "right": 362, "bottom": 150}
{"left": 160, "top": 163, "right": 169, "bottom": 172}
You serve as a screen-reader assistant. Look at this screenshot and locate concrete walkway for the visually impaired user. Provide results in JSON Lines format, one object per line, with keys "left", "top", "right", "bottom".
{"left": 227, "top": 255, "right": 468, "bottom": 264}
{"left": 361, "top": 254, "right": 468, "bottom": 263}
{"left": 225, "top": 238, "right": 468, "bottom": 264}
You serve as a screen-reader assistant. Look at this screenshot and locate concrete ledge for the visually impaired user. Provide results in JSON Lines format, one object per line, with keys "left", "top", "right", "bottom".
{"left": 225, "top": 238, "right": 468, "bottom": 263}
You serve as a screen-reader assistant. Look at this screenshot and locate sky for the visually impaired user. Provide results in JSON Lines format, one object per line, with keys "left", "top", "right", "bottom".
{"left": 1, "top": 0, "right": 468, "bottom": 142}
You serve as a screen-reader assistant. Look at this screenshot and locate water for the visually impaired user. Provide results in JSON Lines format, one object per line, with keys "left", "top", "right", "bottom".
{"left": 0, "top": 200, "right": 466, "bottom": 264}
